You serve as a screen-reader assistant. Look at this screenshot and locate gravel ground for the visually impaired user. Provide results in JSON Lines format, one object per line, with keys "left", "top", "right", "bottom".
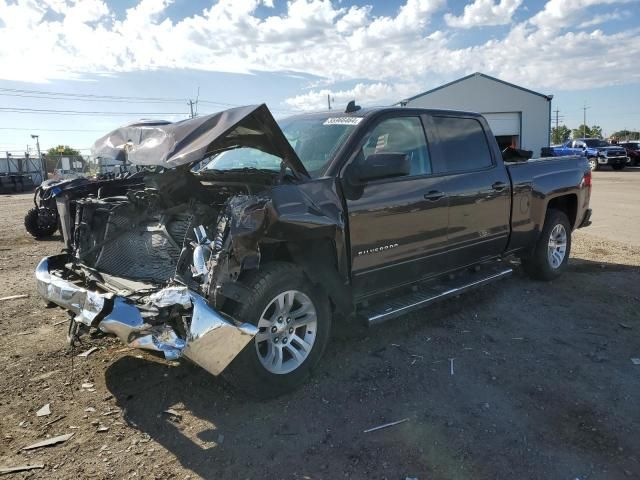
{"left": 0, "top": 192, "right": 639, "bottom": 480}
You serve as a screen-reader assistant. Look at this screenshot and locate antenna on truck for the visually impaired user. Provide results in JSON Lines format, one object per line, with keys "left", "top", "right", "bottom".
{"left": 345, "top": 100, "right": 361, "bottom": 113}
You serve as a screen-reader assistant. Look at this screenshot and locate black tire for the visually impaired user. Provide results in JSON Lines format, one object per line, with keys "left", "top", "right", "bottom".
{"left": 611, "top": 164, "right": 625, "bottom": 171}
{"left": 24, "top": 207, "right": 58, "bottom": 238}
{"left": 588, "top": 157, "right": 598, "bottom": 171}
{"left": 523, "top": 209, "right": 572, "bottom": 281}
{"left": 222, "top": 262, "right": 332, "bottom": 398}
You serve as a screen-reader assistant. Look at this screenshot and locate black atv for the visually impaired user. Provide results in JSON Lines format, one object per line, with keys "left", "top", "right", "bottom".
{"left": 24, "top": 177, "right": 91, "bottom": 238}
{"left": 24, "top": 168, "right": 151, "bottom": 239}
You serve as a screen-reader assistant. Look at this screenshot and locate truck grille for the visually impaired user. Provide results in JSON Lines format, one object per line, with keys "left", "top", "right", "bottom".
{"left": 94, "top": 225, "right": 182, "bottom": 283}
{"left": 81, "top": 207, "right": 192, "bottom": 284}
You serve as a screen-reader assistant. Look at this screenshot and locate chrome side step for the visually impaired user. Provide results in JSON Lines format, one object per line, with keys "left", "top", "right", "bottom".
{"left": 360, "top": 265, "right": 513, "bottom": 326}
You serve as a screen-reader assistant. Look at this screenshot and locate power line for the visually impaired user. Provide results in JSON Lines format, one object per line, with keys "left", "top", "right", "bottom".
{"left": 0, "top": 86, "right": 303, "bottom": 113}
{"left": 0, "top": 87, "right": 188, "bottom": 102}
{"left": 0, "top": 92, "right": 189, "bottom": 104}
{"left": 0, "top": 127, "right": 105, "bottom": 132}
{"left": 0, "top": 107, "right": 188, "bottom": 116}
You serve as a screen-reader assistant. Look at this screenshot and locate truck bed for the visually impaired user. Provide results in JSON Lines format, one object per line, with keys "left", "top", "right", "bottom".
{"left": 504, "top": 154, "right": 591, "bottom": 254}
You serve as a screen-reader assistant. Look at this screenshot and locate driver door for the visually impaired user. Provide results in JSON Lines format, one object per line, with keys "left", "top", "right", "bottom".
{"left": 343, "top": 114, "right": 450, "bottom": 298}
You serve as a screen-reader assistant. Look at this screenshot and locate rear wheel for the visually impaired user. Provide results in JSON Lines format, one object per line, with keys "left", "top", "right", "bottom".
{"left": 24, "top": 207, "right": 58, "bottom": 238}
{"left": 588, "top": 157, "right": 598, "bottom": 171}
{"left": 223, "top": 262, "right": 331, "bottom": 398}
{"left": 523, "top": 209, "right": 572, "bottom": 281}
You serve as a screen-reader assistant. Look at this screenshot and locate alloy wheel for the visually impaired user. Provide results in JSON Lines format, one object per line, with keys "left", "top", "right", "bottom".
{"left": 254, "top": 290, "right": 318, "bottom": 374}
{"left": 547, "top": 223, "right": 568, "bottom": 269}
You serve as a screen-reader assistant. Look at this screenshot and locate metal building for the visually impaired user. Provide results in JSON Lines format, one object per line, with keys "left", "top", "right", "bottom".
{"left": 400, "top": 72, "right": 553, "bottom": 157}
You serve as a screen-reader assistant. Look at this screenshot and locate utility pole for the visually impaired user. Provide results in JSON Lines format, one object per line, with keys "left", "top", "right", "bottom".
{"left": 327, "top": 94, "right": 331, "bottom": 110}
{"left": 188, "top": 87, "right": 200, "bottom": 118}
{"left": 551, "top": 108, "right": 566, "bottom": 143}
{"left": 582, "top": 103, "right": 590, "bottom": 138}
{"left": 31, "top": 134, "right": 45, "bottom": 184}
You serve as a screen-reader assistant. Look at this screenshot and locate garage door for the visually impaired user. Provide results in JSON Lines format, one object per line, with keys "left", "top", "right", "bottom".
{"left": 483, "top": 112, "right": 520, "bottom": 136}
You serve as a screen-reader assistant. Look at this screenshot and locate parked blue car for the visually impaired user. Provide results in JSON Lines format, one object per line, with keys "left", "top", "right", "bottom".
{"left": 550, "top": 139, "right": 628, "bottom": 171}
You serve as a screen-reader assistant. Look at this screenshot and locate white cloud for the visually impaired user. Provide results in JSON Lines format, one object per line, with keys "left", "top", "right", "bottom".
{"left": 284, "top": 82, "right": 421, "bottom": 110}
{"left": 578, "top": 10, "right": 628, "bottom": 27}
{"left": 0, "top": 0, "right": 638, "bottom": 108}
{"left": 445, "top": 0, "right": 523, "bottom": 28}
{"left": 528, "top": 0, "right": 634, "bottom": 31}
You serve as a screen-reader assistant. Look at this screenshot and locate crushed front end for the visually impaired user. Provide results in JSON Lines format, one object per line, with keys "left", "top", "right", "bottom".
{"left": 36, "top": 255, "right": 256, "bottom": 374}
{"left": 33, "top": 104, "right": 346, "bottom": 378}
{"left": 34, "top": 168, "right": 269, "bottom": 376}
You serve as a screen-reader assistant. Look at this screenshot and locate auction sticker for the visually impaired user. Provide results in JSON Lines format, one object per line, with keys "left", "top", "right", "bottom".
{"left": 323, "top": 117, "right": 363, "bottom": 126}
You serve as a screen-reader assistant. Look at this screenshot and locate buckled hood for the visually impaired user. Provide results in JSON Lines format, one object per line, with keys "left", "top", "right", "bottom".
{"left": 91, "top": 104, "right": 309, "bottom": 179}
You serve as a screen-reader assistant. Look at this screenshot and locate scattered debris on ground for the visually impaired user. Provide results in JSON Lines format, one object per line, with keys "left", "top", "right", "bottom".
{"left": 77, "top": 346, "right": 98, "bottom": 358}
{"left": 0, "top": 464, "right": 45, "bottom": 474}
{"left": 1, "top": 191, "right": 639, "bottom": 479}
{"left": 0, "top": 294, "right": 28, "bottom": 302}
{"left": 35, "top": 403, "right": 51, "bottom": 417}
{"left": 363, "top": 418, "right": 410, "bottom": 433}
{"left": 22, "top": 433, "right": 74, "bottom": 450}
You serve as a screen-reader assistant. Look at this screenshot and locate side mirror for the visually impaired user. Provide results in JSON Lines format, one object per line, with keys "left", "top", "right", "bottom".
{"left": 356, "top": 152, "right": 411, "bottom": 182}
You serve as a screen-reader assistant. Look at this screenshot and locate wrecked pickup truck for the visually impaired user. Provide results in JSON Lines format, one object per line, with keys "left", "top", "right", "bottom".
{"left": 36, "top": 104, "right": 592, "bottom": 398}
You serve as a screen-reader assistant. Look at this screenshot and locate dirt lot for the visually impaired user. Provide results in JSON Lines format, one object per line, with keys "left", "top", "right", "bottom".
{"left": 0, "top": 191, "right": 639, "bottom": 480}
{"left": 587, "top": 167, "right": 640, "bottom": 246}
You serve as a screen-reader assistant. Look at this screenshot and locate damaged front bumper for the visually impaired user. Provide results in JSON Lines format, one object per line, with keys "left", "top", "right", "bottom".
{"left": 35, "top": 255, "right": 257, "bottom": 376}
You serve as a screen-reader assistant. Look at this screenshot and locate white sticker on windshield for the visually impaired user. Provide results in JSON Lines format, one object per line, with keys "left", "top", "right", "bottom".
{"left": 323, "top": 117, "right": 363, "bottom": 126}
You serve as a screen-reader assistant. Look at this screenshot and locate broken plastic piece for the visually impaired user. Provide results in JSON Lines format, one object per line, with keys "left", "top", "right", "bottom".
{"left": 0, "top": 464, "right": 45, "bottom": 474}
{"left": 36, "top": 404, "right": 51, "bottom": 417}
{"left": 22, "top": 433, "right": 74, "bottom": 450}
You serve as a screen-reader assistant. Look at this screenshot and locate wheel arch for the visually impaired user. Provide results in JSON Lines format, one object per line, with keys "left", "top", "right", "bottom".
{"left": 546, "top": 194, "right": 578, "bottom": 230}
{"left": 258, "top": 238, "right": 354, "bottom": 317}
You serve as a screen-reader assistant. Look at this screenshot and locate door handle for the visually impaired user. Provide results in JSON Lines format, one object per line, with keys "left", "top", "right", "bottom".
{"left": 492, "top": 181, "right": 507, "bottom": 191}
{"left": 424, "top": 190, "right": 445, "bottom": 201}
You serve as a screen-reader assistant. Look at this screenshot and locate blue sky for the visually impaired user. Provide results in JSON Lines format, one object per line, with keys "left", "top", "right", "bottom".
{"left": 0, "top": 0, "right": 639, "bottom": 155}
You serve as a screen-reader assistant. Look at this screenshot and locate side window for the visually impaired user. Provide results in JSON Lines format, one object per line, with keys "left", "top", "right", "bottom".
{"left": 432, "top": 116, "right": 493, "bottom": 172}
{"left": 362, "top": 116, "right": 431, "bottom": 176}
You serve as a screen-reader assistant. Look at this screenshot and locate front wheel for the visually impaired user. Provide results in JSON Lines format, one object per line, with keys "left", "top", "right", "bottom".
{"left": 588, "top": 157, "right": 598, "bottom": 171}
{"left": 223, "top": 262, "right": 331, "bottom": 398}
{"left": 523, "top": 209, "right": 572, "bottom": 281}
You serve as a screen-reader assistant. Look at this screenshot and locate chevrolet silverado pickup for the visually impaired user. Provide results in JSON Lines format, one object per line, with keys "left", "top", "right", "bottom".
{"left": 35, "top": 104, "right": 592, "bottom": 397}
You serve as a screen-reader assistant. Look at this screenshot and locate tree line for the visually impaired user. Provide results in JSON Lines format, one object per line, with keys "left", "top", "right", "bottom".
{"left": 551, "top": 125, "right": 639, "bottom": 144}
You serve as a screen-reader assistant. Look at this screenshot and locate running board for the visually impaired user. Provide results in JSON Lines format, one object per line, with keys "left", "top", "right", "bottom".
{"left": 360, "top": 265, "right": 513, "bottom": 326}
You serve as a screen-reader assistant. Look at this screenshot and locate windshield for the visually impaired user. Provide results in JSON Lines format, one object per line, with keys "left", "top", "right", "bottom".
{"left": 200, "top": 116, "right": 359, "bottom": 177}
{"left": 584, "top": 139, "right": 609, "bottom": 147}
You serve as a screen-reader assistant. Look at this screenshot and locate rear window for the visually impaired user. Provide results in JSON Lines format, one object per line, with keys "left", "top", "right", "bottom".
{"left": 432, "top": 116, "right": 493, "bottom": 173}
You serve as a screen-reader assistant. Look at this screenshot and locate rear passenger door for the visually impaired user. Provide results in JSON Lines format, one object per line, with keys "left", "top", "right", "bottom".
{"left": 427, "top": 115, "right": 511, "bottom": 269}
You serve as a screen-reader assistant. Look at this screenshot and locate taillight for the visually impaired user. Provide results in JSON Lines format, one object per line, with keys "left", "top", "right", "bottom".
{"left": 583, "top": 170, "right": 592, "bottom": 187}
